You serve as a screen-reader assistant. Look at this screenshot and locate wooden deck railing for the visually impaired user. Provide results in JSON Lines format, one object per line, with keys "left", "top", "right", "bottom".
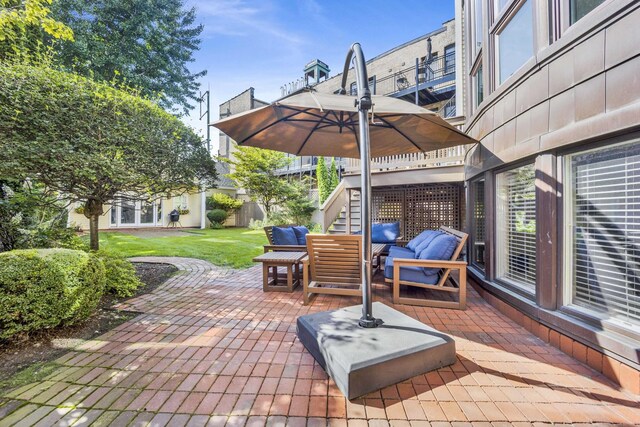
{"left": 344, "top": 145, "right": 467, "bottom": 175}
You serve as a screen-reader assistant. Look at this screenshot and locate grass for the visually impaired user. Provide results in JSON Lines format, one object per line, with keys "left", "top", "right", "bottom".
{"left": 99, "top": 228, "right": 268, "bottom": 269}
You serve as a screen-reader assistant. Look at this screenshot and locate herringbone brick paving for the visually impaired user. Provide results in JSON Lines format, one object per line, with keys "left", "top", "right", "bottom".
{"left": 1, "top": 256, "right": 639, "bottom": 426}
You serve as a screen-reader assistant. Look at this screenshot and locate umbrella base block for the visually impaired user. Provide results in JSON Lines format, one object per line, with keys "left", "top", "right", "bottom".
{"left": 296, "top": 302, "right": 456, "bottom": 400}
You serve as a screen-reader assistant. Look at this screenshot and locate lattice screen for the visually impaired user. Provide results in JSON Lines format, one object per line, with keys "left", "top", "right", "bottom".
{"left": 369, "top": 184, "right": 462, "bottom": 240}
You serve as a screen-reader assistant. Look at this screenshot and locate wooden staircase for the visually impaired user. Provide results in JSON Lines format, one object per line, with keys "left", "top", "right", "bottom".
{"left": 328, "top": 191, "right": 361, "bottom": 234}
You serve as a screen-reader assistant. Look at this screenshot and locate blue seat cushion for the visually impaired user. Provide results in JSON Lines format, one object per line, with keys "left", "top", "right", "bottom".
{"left": 272, "top": 226, "right": 298, "bottom": 246}
{"left": 292, "top": 226, "right": 309, "bottom": 245}
{"left": 413, "top": 230, "right": 444, "bottom": 256}
{"left": 417, "top": 234, "right": 459, "bottom": 275}
{"left": 406, "top": 229, "right": 441, "bottom": 252}
{"left": 388, "top": 245, "right": 415, "bottom": 259}
{"left": 384, "top": 255, "right": 439, "bottom": 285}
{"left": 371, "top": 222, "right": 400, "bottom": 244}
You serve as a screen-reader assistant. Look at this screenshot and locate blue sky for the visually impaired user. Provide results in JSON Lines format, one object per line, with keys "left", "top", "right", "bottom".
{"left": 184, "top": 0, "right": 454, "bottom": 144}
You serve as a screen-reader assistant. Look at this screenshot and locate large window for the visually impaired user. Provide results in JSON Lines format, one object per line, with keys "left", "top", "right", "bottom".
{"left": 444, "top": 44, "right": 455, "bottom": 75}
{"left": 471, "top": 178, "right": 486, "bottom": 270}
{"left": 473, "top": 0, "right": 484, "bottom": 58}
{"left": 497, "top": 0, "right": 533, "bottom": 84}
{"left": 473, "top": 65, "right": 484, "bottom": 108}
{"left": 496, "top": 164, "right": 537, "bottom": 291}
{"left": 566, "top": 141, "right": 640, "bottom": 325}
{"left": 570, "top": 0, "right": 605, "bottom": 24}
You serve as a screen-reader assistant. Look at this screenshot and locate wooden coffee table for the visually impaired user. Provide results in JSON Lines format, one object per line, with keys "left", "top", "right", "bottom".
{"left": 253, "top": 251, "right": 307, "bottom": 292}
{"left": 372, "top": 243, "right": 389, "bottom": 272}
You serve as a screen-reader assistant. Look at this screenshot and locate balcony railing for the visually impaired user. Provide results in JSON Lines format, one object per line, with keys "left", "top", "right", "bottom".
{"left": 344, "top": 145, "right": 467, "bottom": 175}
{"left": 368, "top": 52, "right": 455, "bottom": 97}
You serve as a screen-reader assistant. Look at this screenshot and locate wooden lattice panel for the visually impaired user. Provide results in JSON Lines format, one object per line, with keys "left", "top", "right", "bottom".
{"left": 369, "top": 184, "right": 462, "bottom": 240}
{"left": 371, "top": 187, "right": 405, "bottom": 234}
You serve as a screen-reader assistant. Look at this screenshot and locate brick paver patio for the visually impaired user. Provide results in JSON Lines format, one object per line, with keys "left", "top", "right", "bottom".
{"left": 2, "top": 256, "right": 639, "bottom": 426}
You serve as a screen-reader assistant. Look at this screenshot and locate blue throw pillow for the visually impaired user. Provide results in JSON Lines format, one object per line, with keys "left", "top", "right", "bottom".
{"left": 417, "top": 234, "right": 459, "bottom": 275}
{"left": 272, "top": 226, "right": 298, "bottom": 246}
{"left": 413, "top": 231, "right": 444, "bottom": 257}
{"left": 406, "top": 229, "right": 440, "bottom": 252}
{"left": 292, "top": 226, "right": 309, "bottom": 245}
{"left": 371, "top": 222, "right": 400, "bottom": 244}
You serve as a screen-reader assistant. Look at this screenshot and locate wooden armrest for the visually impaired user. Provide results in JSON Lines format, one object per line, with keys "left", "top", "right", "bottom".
{"left": 392, "top": 258, "right": 467, "bottom": 268}
{"left": 263, "top": 245, "right": 307, "bottom": 253}
{"left": 395, "top": 239, "right": 408, "bottom": 247}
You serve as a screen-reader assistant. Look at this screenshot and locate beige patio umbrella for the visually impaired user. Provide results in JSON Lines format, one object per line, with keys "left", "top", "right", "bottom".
{"left": 212, "top": 90, "right": 471, "bottom": 158}
{"left": 212, "top": 43, "right": 477, "bottom": 328}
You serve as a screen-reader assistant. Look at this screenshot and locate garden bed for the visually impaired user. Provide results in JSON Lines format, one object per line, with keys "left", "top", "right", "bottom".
{"left": 0, "top": 262, "right": 177, "bottom": 389}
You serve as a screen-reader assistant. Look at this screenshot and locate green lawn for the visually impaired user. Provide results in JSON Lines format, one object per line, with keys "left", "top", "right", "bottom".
{"left": 99, "top": 228, "right": 267, "bottom": 269}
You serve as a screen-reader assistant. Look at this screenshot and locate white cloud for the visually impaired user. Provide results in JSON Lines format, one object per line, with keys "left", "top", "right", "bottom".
{"left": 188, "top": 0, "right": 306, "bottom": 46}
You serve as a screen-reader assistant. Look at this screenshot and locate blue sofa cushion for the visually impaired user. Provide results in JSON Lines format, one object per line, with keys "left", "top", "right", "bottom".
{"left": 292, "top": 226, "right": 309, "bottom": 245}
{"left": 371, "top": 222, "right": 400, "bottom": 244}
{"left": 384, "top": 255, "right": 439, "bottom": 285}
{"left": 272, "top": 226, "right": 298, "bottom": 246}
{"left": 388, "top": 245, "right": 415, "bottom": 259}
{"left": 417, "top": 234, "right": 459, "bottom": 275}
{"left": 406, "top": 229, "right": 441, "bottom": 252}
{"left": 413, "top": 231, "right": 445, "bottom": 256}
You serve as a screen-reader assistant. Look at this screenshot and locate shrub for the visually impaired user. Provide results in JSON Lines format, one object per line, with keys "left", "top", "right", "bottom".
{"left": 95, "top": 250, "right": 142, "bottom": 298}
{"left": 207, "top": 209, "right": 229, "bottom": 228}
{"left": 206, "top": 193, "right": 243, "bottom": 211}
{"left": 0, "top": 249, "right": 106, "bottom": 339}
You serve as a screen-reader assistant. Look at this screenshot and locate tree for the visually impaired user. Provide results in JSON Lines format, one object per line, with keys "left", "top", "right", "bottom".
{"left": 284, "top": 178, "right": 317, "bottom": 227}
{"left": 51, "top": 0, "right": 205, "bottom": 115}
{"left": 0, "top": 0, "right": 73, "bottom": 61}
{"left": 0, "top": 63, "right": 217, "bottom": 250}
{"left": 316, "top": 156, "right": 330, "bottom": 204}
{"left": 329, "top": 157, "right": 340, "bottom": 191}
{"left": 222, "top": 145, "right": 292, "bottom": 216}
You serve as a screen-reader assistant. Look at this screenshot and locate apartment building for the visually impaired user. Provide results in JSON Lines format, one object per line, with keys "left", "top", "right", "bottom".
{"left": 460, "top": 0, "right": 640, "bottom": 391}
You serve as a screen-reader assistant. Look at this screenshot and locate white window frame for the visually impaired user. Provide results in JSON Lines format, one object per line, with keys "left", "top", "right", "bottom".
{"left": 109, "top": 198, "right": 164, "bottom": 227}
{"left": 495, "top": 163, "right": 537, "bottom": 294}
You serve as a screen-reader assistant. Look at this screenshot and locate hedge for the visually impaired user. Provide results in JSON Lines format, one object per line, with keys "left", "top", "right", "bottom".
{"left": 95, "top": 249, "right": 142, "bottom": 298}
{"left": 0, "top": 248, "right": 106, "bottom": 339}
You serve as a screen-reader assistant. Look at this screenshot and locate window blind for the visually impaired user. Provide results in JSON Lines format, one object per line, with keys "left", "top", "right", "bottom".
{"left": 570, "top": 142, "right": 640, "bottom": 324}
{"left": 496, "top": 164, "right": 536, "bottom": 289}
{"left": 472, "top": 179, "right": 486, "bottom": 268}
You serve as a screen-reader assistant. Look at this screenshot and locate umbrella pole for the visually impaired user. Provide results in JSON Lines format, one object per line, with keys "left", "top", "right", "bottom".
{"left": 341, "top": 43, "right": 382, "bottom": 328}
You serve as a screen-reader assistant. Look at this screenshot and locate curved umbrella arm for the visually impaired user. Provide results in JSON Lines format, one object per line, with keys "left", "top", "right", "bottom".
{"left": 340, "top": 43, "right": 381, "bottom": 328}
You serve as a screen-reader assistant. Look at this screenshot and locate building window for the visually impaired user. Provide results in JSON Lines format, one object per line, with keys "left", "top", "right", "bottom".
{"left": 471, "top": 178, "right": 486, "bottom": 270}
{"left": 570, "top": 0, "right": 605, "bottom": 24}
{"left": 495, "top": 0, "right": 510, "bottom": 15}
{"left": 444, "top": 44, "right": 455, "bottom": 75}
{"left": 497, "top": 0, "right": 533, "bottom": 84}
{"left": 565, "top": 141, "right": 640, "bottom": 325}
{"left": 173, "top": 194, "right": 188, "bottom": 210}
{"left": 473, "top": 64, "right": 484, "bottom": 108}
{"left": 496, "top": 164, "right": 537, "bottom": 292}
{"left": 473, "top": 0, "right": 483, "bottom": 58}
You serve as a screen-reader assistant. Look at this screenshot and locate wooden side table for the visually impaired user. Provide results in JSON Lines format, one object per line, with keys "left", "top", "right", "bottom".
{"left": 253, "top": 251, "right": 307, "bottom": 292}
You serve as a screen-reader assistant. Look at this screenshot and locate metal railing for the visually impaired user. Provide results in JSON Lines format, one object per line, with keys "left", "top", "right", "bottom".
{"left": 368, "top": 52, "right": 455, "bottom": 97}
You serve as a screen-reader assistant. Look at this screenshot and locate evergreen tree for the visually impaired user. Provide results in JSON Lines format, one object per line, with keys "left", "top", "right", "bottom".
{"left": 51, "top": 0, "right": 205, "bottom": 115}
{"left": 316, "top": 156, "right": 330, "bottom": 204}
{"left": 329, "top": 157, "right": 340, "bottom": 191}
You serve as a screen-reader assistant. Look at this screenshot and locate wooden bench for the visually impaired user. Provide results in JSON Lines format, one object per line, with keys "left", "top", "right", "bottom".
{"left": 263, "top": 225, "right": 307, "bottom": 253}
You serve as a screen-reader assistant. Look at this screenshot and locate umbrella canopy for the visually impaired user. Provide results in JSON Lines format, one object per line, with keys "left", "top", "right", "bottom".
{"left": 212, "top": 90, "right": 475, "bottom": 158}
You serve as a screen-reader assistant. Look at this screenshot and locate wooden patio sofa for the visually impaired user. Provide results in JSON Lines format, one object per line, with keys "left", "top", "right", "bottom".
{"left": 385, "top": 226, "right": 468, "bottom": 310}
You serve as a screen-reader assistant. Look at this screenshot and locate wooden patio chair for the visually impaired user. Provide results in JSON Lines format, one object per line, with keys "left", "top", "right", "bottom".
{"left": 389, "top": 226, "right": 468, "bottom": 310}
{"left": 302, "top": 234, "right": 362, "bottom": 305}
{"left": 263, "top": 225, "right": 307, "bottom": 253}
